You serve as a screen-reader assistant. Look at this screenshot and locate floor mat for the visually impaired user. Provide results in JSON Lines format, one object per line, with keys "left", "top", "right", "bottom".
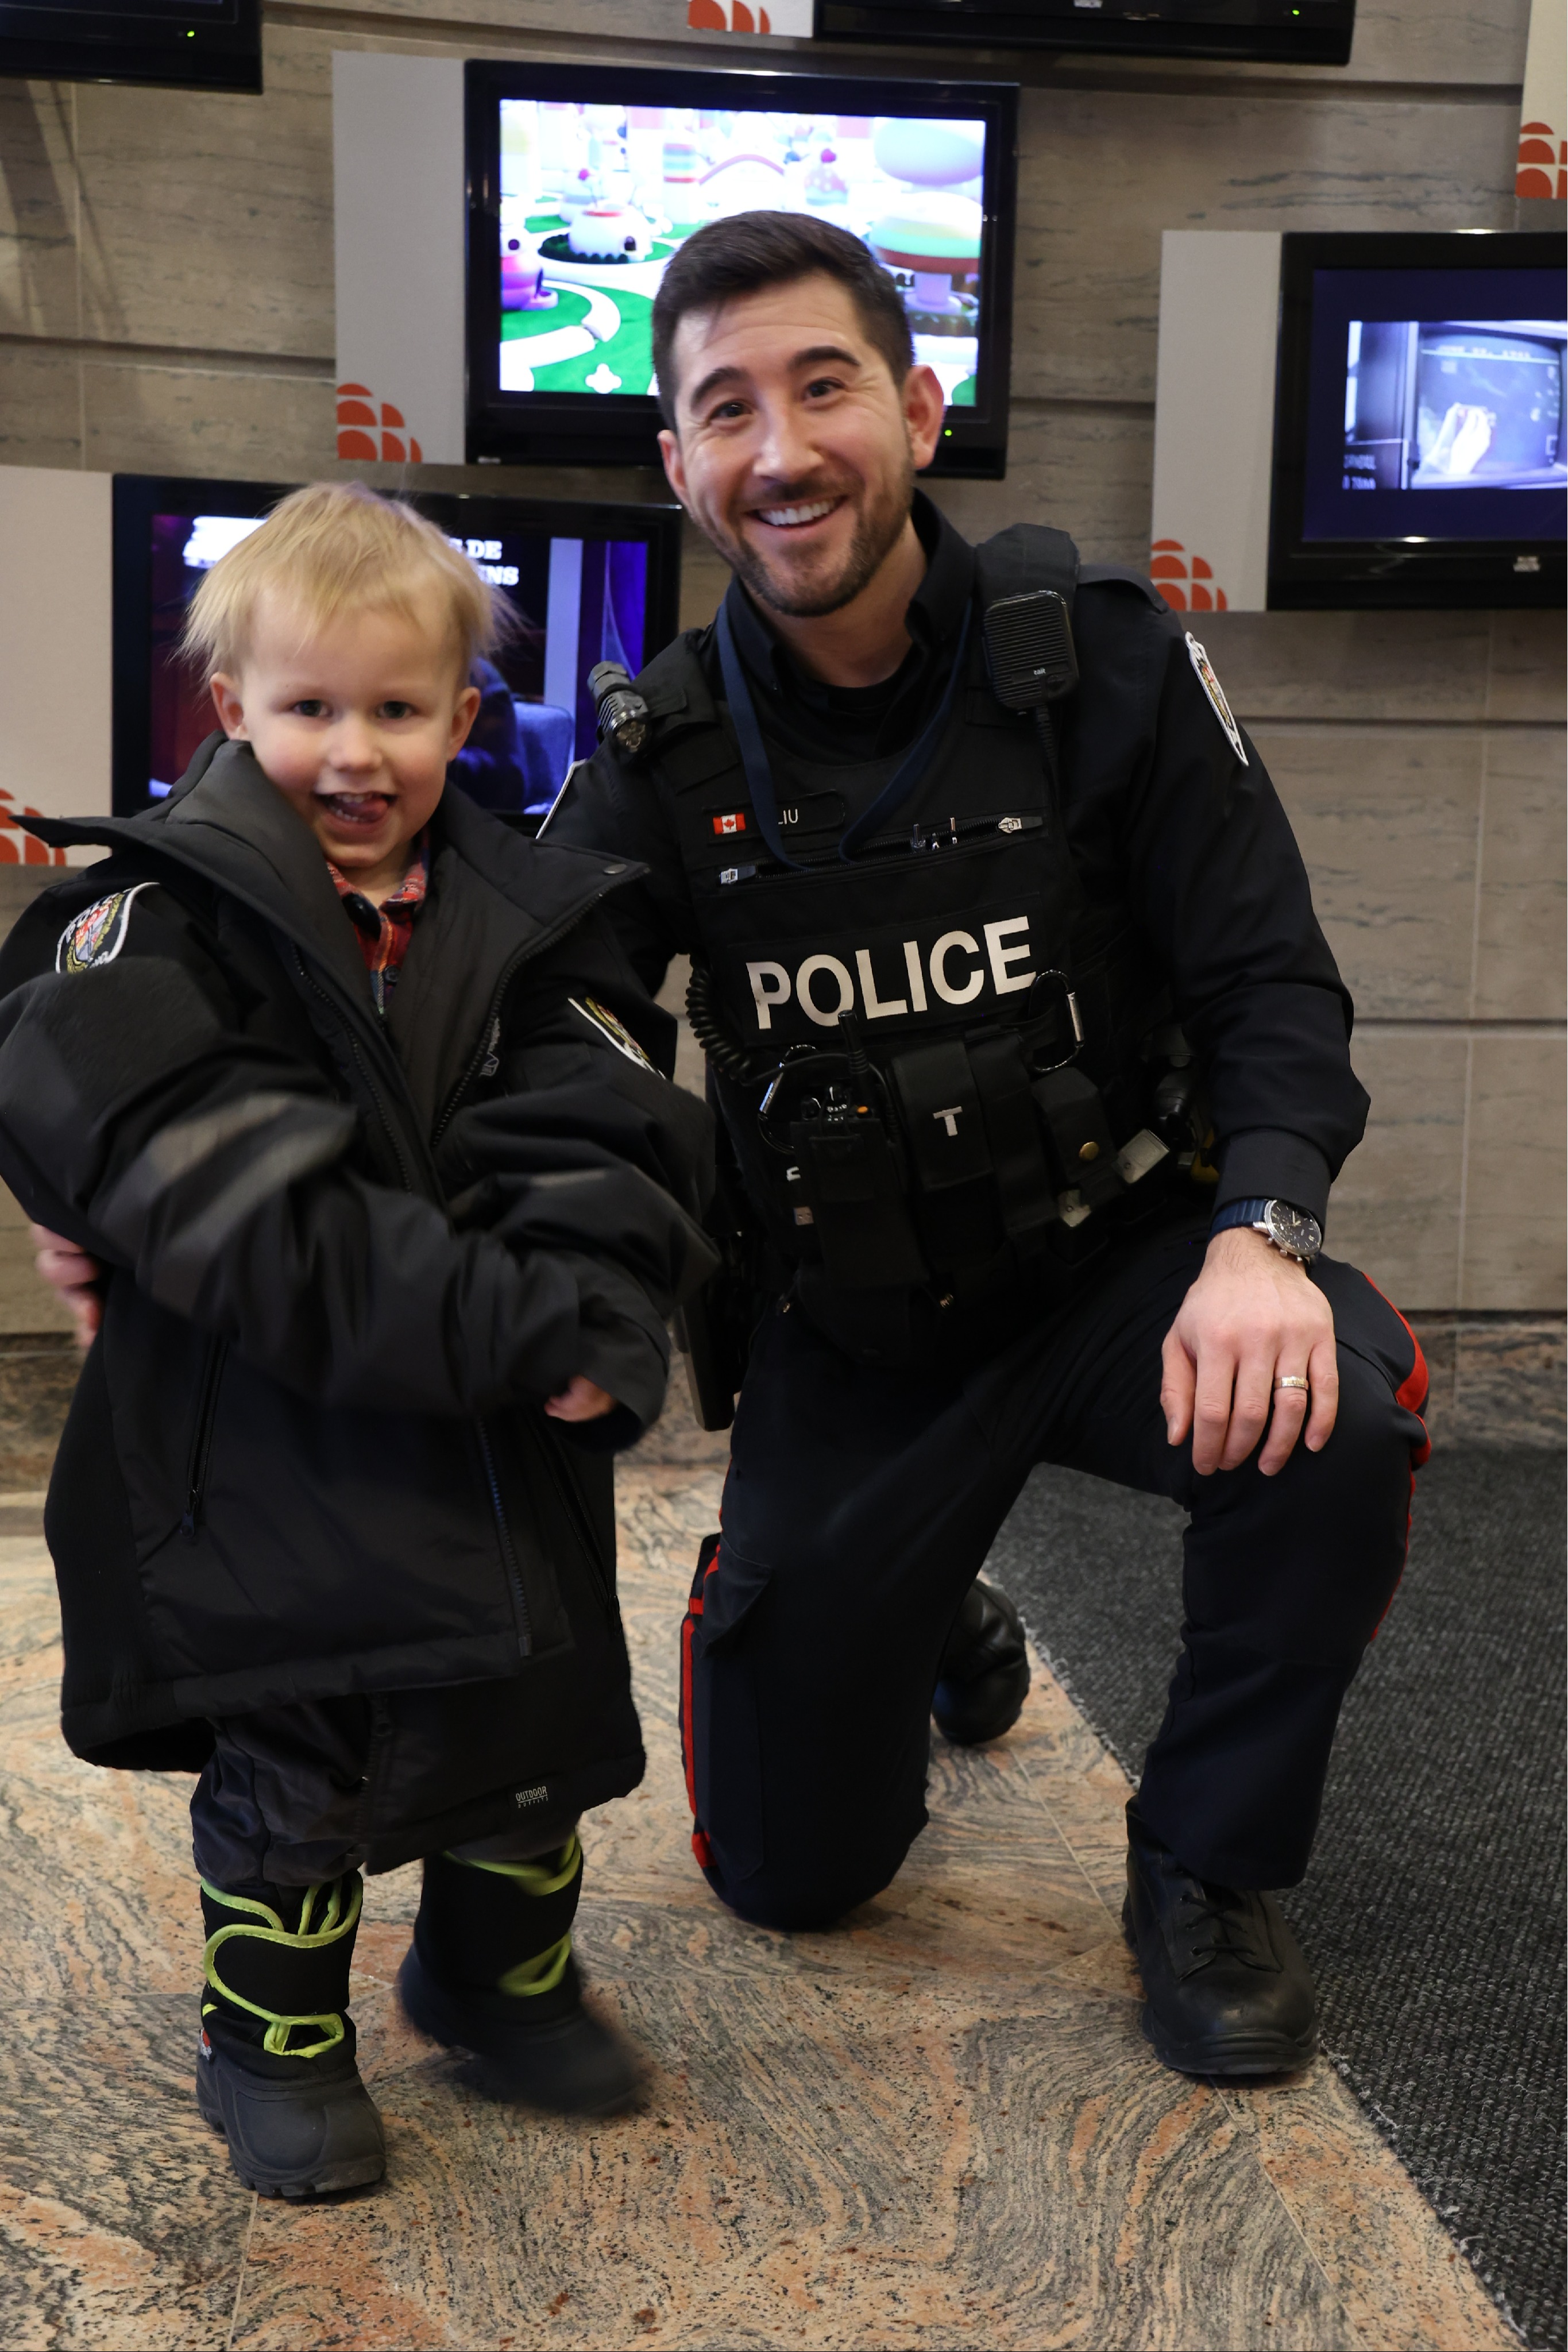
{"left": 986, "top": 1445, "right": 1567, "bottom": 2352}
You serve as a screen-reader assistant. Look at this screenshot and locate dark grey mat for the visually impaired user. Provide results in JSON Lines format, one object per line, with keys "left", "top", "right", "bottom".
{"left": 986, "top": 1446, "right": 1567, "bottom": 2352}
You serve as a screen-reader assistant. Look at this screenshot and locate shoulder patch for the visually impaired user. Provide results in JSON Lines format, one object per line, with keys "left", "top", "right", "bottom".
{"left": 1185, "top": 634, "right": 1248, "bottom": 767}
{"left": 570, "top": 995, "right": 659, "bottom": 1074}
{"left": 56, "top": 882, "right": 157, "bottom": 975}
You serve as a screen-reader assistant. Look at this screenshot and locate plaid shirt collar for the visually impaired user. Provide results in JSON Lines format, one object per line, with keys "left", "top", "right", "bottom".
{"left": 327, "top": 831, "right": 431, "bottom": 1015}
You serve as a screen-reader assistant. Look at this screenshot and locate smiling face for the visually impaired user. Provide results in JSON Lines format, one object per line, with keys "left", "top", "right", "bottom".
{"left": 658, "top": 272, "right": 945, "bottom": 621}
{"left": 209, "top": 590, "right": 481, "bottom": 901}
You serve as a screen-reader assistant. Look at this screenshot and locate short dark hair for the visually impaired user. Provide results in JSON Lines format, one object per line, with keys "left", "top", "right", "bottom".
{"left": 651, "top": 210, "right": 914, "bottom": 427}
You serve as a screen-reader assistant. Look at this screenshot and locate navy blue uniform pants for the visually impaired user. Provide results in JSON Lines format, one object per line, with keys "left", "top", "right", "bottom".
{"left": 679, "top": 1215, "right": 1429, "bottom": 1930}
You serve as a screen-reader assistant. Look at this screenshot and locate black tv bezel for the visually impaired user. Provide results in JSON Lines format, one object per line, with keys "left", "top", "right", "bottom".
{"left": 0, "top": 0, "right": 261, "bottom": 93}
{"left": 814, "top": 0, "right": 1353, "bottom": 66}
{"left": 110, "top": 474, "right": 686, "bottom": 818}
{"left": 1268, "top": 230, "right": 1567, "bottom": 611}
{"left": 464, "top": 59, "right": 1018, "bottom": 481}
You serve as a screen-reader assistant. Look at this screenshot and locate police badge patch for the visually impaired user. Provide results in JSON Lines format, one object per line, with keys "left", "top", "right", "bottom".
{"left": 1185, "top": 633, "right": 1248, "bottom": 768}
{"left": 55, "top": 882, "right": 156, "bottom": 975}
{"left": 569, "top": 996, "right": 659, "bottom": 1073}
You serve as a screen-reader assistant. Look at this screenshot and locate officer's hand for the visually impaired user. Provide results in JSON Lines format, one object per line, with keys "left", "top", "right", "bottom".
{"left": 1160, "top": 1227, "right": 1338, "bottom": 1477}
{"left": 544, "top": 1374, "right": 618, "bottom": 1423}
{"left": 30, "top": 1223, "right": 103, "bottom": 1350}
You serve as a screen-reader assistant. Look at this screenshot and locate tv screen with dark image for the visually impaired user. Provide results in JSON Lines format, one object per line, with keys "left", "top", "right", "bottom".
{"left": 467, "top": 63, "right": 1018, "bottom": 478}
{"left": 1270, "top": 233, "right": 1567, "bottom": 608}
{"left": 113, "top": 478, "right": 682, "bottom": 820}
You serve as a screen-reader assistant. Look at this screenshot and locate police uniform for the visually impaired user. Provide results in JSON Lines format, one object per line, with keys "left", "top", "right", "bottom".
{"left": 551, "top": 492, "right": 1430, "bottom": 1946}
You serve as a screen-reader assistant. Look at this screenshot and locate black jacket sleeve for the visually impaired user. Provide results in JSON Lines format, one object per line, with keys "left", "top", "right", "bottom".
{"left": 0, "top": 890, "right": 712, "bottom": 1436}
{"left": 546, "top": 749, "right": 696, "bottom": 1001}
{"left": 1067, "top": 594, "right": 1368, "bottom": 1229}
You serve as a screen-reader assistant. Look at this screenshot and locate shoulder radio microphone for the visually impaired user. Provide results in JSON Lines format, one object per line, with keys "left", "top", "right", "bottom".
{"left": 588, "top": 662, "right": 650, "bottom": 759}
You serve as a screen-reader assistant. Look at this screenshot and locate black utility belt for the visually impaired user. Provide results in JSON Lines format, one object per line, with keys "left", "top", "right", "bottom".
{"left": 758, "top": 1014, "right": 1175, "bottom": 1293}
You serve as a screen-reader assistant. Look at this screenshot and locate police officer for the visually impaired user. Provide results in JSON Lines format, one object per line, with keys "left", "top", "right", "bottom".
{"left": 542, "top": 210, "right": 1433, "bottom": 2081}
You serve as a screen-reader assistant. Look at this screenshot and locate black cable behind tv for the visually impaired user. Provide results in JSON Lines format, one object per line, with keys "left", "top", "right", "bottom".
{"left": 0, "top": 1, "right": 261, "bottom": 93}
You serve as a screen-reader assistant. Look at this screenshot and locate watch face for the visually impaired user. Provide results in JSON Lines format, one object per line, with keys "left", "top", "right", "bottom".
{"left": 1267, "top": 1201, "right": 1322, "bottom": 1260}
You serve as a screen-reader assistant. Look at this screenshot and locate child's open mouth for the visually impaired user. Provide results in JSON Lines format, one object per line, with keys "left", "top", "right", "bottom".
{"left": 318, "top": 791, "right": 392, "bottom": 831}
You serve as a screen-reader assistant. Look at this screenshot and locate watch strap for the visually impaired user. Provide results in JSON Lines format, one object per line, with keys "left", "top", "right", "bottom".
{"left": 1210, "top": 1197, "right": 1274, "bottom": 1237}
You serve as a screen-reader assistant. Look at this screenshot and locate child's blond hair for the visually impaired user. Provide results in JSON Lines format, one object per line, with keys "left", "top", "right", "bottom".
{"left": 181, "top": 481, "right": 508, "bottom": 682}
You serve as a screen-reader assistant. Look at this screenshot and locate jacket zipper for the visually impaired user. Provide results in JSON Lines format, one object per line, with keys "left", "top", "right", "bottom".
{"left": 291, "top": 881, "right": 634, "bottom": 1659}
{"left": 537, "top": 1436, "right": 616, "bottom": 1619}
{"left": 476, "top": 1419, "right": 532, "bottom": 1656}
{"left": 180, "top": 1337, "right": 226, "bottom": 1544}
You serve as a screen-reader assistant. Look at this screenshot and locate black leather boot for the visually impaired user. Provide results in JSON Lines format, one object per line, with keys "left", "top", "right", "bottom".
{"left": 1122, "top": 1803, "right": 1318, "bottom": 2076}
{"left": 933, "top": 1578, "right": 1031, "bottom": 1744}
{"left": 398, "top": 1837, "right": 641, "bottom": 2117}
{"left": 196, "top": 1875, "right": 386, "bottom": 2197}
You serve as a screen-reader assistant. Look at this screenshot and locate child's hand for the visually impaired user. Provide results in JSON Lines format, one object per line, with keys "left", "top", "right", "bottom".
{"left": 30, "top": 1223, "right": 103, "bottom": 1349}
{"left": 544, "top": 1375, "right": 617, "bottom": 1423}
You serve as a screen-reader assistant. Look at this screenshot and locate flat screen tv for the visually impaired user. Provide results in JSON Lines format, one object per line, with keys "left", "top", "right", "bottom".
{"left": 814, "top": 0, "right": 1353, "bottom": 65}
{"left": 0, "top": 1, "right": 261, "bottom": 92}
{"left": 110, "top": 476, "right": 683, "bottom": 820}
{"left": 464, "top": 61, "right": 1018, "bottom": 480}
{"left": 1270, "top": 231, "right": 1566, "bottom": 609}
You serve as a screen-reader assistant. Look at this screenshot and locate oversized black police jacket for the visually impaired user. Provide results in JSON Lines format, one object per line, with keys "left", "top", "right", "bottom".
{"left": 0, "top": 736, "right": 716, "bottom": 1783}
{"left": 553, "top": 497, "right": 1368, "bottom": 1288}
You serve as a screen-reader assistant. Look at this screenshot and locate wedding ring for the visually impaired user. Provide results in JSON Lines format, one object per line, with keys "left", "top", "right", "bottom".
{"left": 1273, "top": 1374, "right": 1310, "bottom": 1392}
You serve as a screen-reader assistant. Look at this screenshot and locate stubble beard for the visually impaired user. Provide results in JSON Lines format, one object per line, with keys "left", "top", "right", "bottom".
{"left": 717, "top": 450, "right": 916, "bottom": 621}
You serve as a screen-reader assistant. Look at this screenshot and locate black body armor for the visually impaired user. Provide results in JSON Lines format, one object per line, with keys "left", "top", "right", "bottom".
{"left": 606, "top": 526, "right": 1205, "bottom": 1384}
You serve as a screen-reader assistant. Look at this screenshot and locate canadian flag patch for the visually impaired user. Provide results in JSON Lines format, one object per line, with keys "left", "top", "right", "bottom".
{"left": 712, "top": 812, "right": 746, "bottom": 836}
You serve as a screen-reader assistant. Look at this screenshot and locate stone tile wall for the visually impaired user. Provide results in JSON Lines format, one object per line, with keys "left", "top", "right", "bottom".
{"left": 0, "top": 0, "right": 1559, "bottom": 1338}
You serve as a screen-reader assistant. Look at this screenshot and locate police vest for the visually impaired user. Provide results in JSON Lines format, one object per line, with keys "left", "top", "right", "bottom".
{"left": 635, "top": 526, "right": 1189, "bottom": 1310}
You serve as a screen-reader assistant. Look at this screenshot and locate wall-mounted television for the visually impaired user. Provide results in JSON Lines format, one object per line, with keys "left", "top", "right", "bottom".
{"left": 1270, "top": 231, "right": 1566, "bottom": 609}
{"left": 110, "top": 476, "right": 683, "bottom": 819}
{"left": 0, "top": 0, "right": 261, "bottom": 92}
{"left": 814, "top": 0, "right": 1353, "bottom": 65}
{"left": 464, "top": 61, "right": 1018, "bottom": 480}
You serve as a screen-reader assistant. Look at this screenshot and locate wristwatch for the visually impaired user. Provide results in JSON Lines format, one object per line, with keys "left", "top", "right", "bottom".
{"left": 1210, "top": 1195, "right": 1323, "bottom": 1265}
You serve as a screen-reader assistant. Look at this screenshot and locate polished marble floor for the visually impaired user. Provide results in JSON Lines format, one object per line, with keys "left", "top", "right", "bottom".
{"left": 0, "top": 1397, "right": 1515, "bottom": 2351}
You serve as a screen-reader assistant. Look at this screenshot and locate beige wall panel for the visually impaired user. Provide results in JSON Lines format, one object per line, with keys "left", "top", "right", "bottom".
{"left": 1347, "top": 0, "right": 1530, "bottom": 82}
{"left": 1461, "top": 1032, "right": 1567, "bottom": 1311}
{"left": 72, "top": 63, "right": 334, "bottom": 359}
{"left": 1486, "top": 612, "right": 1568, "bottom": 725}
{"left": 1474, "top": 730, "right": 1567, "bottom": 1024}
{"left": 0, "top": 346, "right": 80, "bottom": 469}
{"left": 1328, "top": 1026, "right": 1466, "bottom": 1309}
{"left": 1256, "top": 722, "right": 1482, "bottom": 1022}
{"left": 928, "top": 401, "right": 1153, "bottom": 566}
{"left": 679, "top": 527, "right": 730, "bottom": 634}
{"left": 1012, "top": 91, "right": 1517, "bottom": 405}
{"left": 0, "top": 1200, "right": 75, "bottom": 1337}
{"left": 0, "top": 83, "right": 78, "bottom": 345}
{"left": 1199, "top": 610, "right": 1492, "bottom": 724}
{"left": 81, "top": 360, "right": 335, "bottom": 478}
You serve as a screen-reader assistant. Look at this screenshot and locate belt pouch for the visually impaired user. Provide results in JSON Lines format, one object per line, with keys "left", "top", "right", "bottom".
{"left": 969, "top": 1032, "right": 1059, "bottom": 1250}
{"left": 889, "top": 1038, "right": 1003, "bottom": 1271}
{"left": 1032, "top": 1065, "right": 1122, "bottom": 1206}
{"left": 791, "top": 1117, "right": 928, "bottom": 1289}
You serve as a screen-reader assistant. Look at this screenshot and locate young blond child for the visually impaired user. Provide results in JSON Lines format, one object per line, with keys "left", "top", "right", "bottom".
{"left": 0, "top": 484, "right": 713, "bottom": 2197}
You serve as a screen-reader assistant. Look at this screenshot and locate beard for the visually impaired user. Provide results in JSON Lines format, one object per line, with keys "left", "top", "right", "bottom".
{"left": 717, "top": 449, "right": 916, "bottom": 620}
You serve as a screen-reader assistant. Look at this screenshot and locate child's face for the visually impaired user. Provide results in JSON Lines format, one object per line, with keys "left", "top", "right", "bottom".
{"left": 210, "top": 590, "right": 481, "bottom": 898}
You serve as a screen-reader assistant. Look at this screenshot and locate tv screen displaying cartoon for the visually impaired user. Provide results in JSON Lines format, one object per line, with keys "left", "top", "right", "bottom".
{"left": 466, "top": 64, "right": 1018, "bottom": 478}
{"left": 111, "top": 478, "right": 682, "bottom": 820}
{"left": 1269, "top": 233, "right": 1566, "bottom": 607}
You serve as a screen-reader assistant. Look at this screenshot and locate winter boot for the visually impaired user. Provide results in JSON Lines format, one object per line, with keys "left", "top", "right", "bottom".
{"left": 933, "top": 1578, "right": 1032, "bottom": 1744}
{"left": 398, "top": 1835, "right": 641, "bottom": 2117}
{"left": 196, "top": 1874, "right": 386, "bottom": 2197}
